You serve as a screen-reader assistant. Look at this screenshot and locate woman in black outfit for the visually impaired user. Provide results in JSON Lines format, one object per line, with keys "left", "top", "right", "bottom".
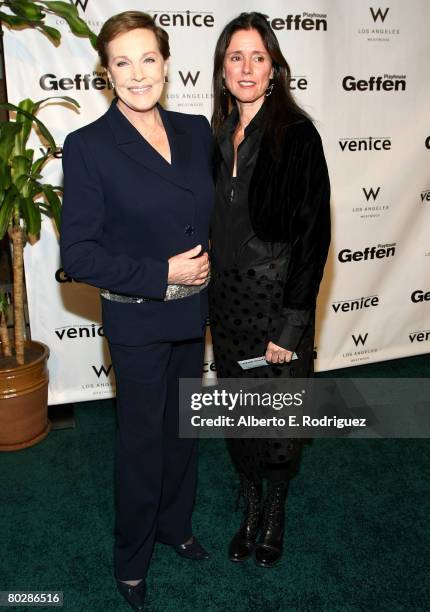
{"left": 209, "top": 12, "right": 331, "bottom": 567}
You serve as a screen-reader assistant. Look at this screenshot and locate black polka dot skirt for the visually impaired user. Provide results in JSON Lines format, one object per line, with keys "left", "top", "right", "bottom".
{"left": 209, "top": 268, "right": 314, "bottom": 480}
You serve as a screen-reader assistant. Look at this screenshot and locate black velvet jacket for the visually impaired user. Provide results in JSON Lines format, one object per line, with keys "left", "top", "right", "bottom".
{"left": 213, "top": 108, "right": 331, "bottom": 352}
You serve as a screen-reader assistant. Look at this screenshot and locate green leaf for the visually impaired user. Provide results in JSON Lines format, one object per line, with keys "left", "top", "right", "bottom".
{"left": 0, "top": 121, "right": 22, "bottom": 162}
{"left": 0, "top": 10, "right": 31, "bottom": 26}
{"left": 11, "top": 154, "right": 32, "bottom": 179}
{"left": 7, "top": 0, "right": 45, "bottom": 21}
{"left": 31, "top": 155, "right": 49, "bottom": 177}
{"left": 38, "top": 1, "right": 92, "bottom": 37}
{"left": 36, "top": 23, "right": 61, "bottom": 44}
{"left": 32, "top": 95, "right": 80, "bottom": 114}
{"left": 0, "top": 163, "right": 12, "bottom": 193}
{"left": 12, "top": 99, "right": 37, "bottom": 154}
{"left": 40, "top": 183, "right": 61, "bottom": 231}
{"left": 10, "top": 155, "right": 32, "bottom": 194}
{"left": 0, "top": 100, "right": 56, "bottom": 151}
{"left": 20, "top": 195, "right": 41, "bottom": 236}
{"left": 0, "top": 188, "right": 17, "bottom": 240}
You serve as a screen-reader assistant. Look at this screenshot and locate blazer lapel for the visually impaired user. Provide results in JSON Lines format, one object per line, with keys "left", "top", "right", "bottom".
{"left": 158, "top": 105, "right": 191, "bottom": 191}
{"left": 104, "top": 99, "right": 191, "bottom": 191}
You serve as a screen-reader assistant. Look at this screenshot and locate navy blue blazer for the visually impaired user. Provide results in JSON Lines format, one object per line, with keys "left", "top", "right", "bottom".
{"left": 60, "top": 99, "right": 214, "bottom": 345}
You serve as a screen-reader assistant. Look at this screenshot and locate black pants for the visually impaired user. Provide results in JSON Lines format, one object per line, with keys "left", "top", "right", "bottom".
{"left": 108, "top": 337, "right": 204, "bottom": 581}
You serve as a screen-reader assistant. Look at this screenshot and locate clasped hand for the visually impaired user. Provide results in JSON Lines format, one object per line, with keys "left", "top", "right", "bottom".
{"left": 265, "top": 341, "right": 294, "bottom": 364}
{"left": 168, "top": 245, "right": 210, "bottom": 285}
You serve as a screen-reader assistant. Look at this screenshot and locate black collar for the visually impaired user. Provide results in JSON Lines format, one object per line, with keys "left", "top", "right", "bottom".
{"left": 220, "top": 102, "right": 267, "bottom": 140}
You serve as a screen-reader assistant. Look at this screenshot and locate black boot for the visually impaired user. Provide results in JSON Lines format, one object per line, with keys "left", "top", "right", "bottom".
{"left": 228, "top": 474, "right": 262, "bottom": 562}
{"left": 254, "top": 480, "right": 289, "bottom": 568}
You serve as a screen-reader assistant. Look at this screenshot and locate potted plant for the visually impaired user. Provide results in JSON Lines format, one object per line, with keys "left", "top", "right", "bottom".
{"left": 0, "top": 1, "right": 97, "bottom": 47}
{"left": 0, "top": 1, "right": 95, "bottom": 450}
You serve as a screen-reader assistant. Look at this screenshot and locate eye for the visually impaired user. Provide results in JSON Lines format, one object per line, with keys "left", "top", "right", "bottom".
{"left": 230, "top": 55, "right": 241, "bottom": 62}
{"left": 254, "top": 55, "right": 266, "bottom": 62}
{"left": 116, "top": 61, "right": 128, "bottom": 67}
{"left": 144, "top": 56, "right": 156, "bottom": 63}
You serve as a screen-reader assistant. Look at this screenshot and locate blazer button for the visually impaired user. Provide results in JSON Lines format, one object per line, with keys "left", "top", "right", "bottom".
{"left": 184, "top": 225, "right": 195, "bottom": 235}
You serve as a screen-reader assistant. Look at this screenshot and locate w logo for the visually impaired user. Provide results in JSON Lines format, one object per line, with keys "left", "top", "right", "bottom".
{"left": 74, "top": 0, "right": 89, "bottom": 11}
{"left": 352, "top": 333, "right": 368, "bottom": 347}
{"left": 362, "top": 187, "right": 381, "bottom": 201}
{"left": 179, "top": 71, "right": 200, "bottom": 87}
{"left": 370, "top": 7, "right": 389, "bottom": 22}
{"left": 92, "top": 364, "right": 112, "bottom": 378}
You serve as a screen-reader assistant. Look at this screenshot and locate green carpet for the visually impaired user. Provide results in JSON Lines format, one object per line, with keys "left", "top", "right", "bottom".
{"left": 0, "top": 354, "right": 429, "bottom": 611}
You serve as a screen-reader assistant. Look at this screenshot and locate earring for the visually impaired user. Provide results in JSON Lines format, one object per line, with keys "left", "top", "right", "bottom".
{"left": 109, "top": 79, "right": 115, "bottom": 89}
{"left": 265, "top": 81, "right": 274, "bottom": 97}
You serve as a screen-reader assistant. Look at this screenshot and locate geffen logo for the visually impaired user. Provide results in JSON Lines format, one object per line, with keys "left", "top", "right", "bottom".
{"left": 338, "top": 243, "right": 396, "bottom": 262}
{"left": 411, "top": 290, "right": 430, "bottom": 303}
{"left": 331, "top": 294, "right": 380, "bottom": 313}
{"left": 357, "top": 7, "right": 400, "bottom": 41}
{"left": 55, "top": 324, "right": 104, "bottom": 341}
{"left": 421, "top": 188, "right": 430, "bottom": 203}
{"left": 342, "top": 74, "right": 406, "bottom": 92}
{"left": 352, "top": 187, "right": 390, "bottom": 218}
{"left": 339, "top": 136, "right": 391, "bottom": 152}
{"left": 40, "top": 71, "right": 112, "bottom": 91}
{"left": 150, "top": 10, "right": 214, "bottom": 27}
{"left": 264, "top": 12, "right": 327, "bottom": 31}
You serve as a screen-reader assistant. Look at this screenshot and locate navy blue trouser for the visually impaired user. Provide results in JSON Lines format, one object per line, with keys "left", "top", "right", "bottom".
{"left": 108, "top": 337, "right": 204, "bottom": 581}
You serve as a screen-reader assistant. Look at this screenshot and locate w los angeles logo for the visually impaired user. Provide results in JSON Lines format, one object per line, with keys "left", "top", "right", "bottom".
{"left": 73, "top": 0, "right": 89, "bottom": 11}
{"left": 370, "top": 7, "right": 389, "bottom": 22}
{"left": 362, "top": 187, "right": 380, "bottom": 201}
{"left": 352, "top": 333, "right": 368, "bottom": 347}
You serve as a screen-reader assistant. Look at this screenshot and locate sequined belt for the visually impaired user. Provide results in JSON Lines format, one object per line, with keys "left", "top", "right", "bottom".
{"left": 101, "top": 275, "right": 210, "bottom": 304}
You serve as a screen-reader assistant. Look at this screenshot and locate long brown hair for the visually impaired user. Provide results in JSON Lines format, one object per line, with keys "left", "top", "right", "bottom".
{"left": 212, "top": 12, "right": 310, "bottom": 153}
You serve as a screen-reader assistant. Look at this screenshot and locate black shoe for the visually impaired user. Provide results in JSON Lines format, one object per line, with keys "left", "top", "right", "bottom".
{"left": 255, "top": 480, "right": 289, "bottom": 568}
{"left": 173, "top": 537, "right": 210, "bottom": 560}
{"left": 229, "top": 474, "right": 262, "bottom": 562}
{"left": 116, "top": 579, "right": 146, "bottom": 611}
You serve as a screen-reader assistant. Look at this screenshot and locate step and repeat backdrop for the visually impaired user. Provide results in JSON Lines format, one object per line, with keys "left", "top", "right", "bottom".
{"left": 3, "top": 0, "right": 430, "bottom": 404}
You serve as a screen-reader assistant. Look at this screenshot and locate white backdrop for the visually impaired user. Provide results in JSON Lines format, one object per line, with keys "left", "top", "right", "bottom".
{"left": 3, "top": 0, "right": 430, "bottom": 404}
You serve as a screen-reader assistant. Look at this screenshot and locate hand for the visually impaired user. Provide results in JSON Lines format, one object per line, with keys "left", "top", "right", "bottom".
{"left": 168, "top": 245, "right": 210, "bottom": 286}
{"left": 265, "top": 341, "right": 294, "bottom": 364}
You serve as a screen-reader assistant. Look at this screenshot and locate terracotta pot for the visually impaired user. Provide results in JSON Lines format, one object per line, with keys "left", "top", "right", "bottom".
{"left": 0, "top": 340, "right": 50, "bottom": 451}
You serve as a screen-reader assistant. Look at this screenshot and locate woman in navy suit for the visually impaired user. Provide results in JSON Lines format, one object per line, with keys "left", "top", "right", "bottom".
{"left": 60, "top": 11, "right": 214, "bottom": 611}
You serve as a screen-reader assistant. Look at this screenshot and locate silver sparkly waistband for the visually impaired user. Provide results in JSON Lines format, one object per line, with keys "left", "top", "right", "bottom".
{"left": 101, "top": 275, "right": 210, "bottom": 304}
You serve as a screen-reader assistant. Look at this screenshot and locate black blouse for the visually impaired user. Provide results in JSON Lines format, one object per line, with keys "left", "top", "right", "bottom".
{"left": 211, "top": 104, "right": 268, "bottom": 271}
